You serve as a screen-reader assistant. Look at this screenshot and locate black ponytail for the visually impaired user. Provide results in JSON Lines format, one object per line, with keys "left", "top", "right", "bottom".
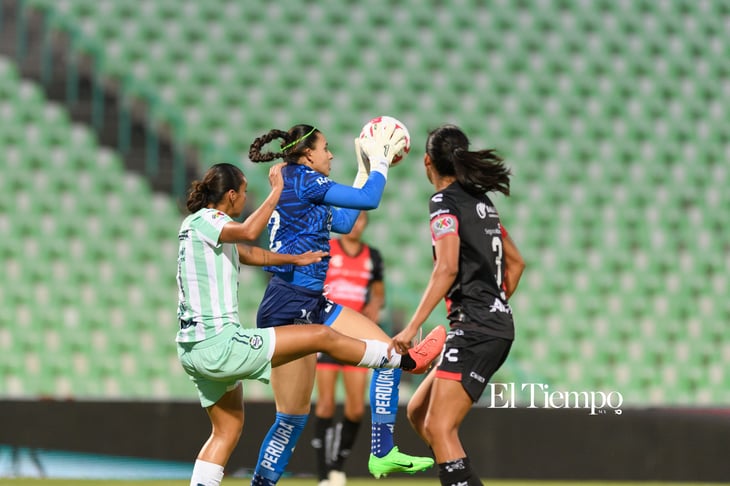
{"left": 426, "top": 125, "right": 511, "bottom": 196}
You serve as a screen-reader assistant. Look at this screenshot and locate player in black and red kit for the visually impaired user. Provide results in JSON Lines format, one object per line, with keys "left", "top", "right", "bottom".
{"left": 392, "top": 124, "right": 526, "bottom": 486}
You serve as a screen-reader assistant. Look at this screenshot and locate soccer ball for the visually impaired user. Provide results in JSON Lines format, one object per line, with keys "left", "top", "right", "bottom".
{"left": 359, "top": 115, "right": 411, "bottom": 166}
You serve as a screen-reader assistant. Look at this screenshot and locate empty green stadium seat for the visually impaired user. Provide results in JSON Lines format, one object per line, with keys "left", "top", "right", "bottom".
{"left": 5, "top": 0, "right": 729, "bottom": 406}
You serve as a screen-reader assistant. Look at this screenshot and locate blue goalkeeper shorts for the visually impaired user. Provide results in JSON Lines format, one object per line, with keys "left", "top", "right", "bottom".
{"left": 256, "top": 275, "right": 343, "bottom": 328}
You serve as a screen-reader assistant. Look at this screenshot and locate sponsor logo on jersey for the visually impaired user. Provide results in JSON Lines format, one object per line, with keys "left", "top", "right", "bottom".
{"left": 478, "top": 204, "right": 499, "bottom": 218}
{"left": 430, "top": 208, "right": 451, "bottom": 219}
{"left": 327, "top": 279, "right": 367, "bottom": 304}
{"left": 316, "top": 176, "right": 330, "bottom": 185}
{"left": 431, "top": 214, "right": 458, "bottom": 239}
{"left": 476, "top": 202, "right": 488, "bottom": 219}
{"left": 211, "top": 211, "right": 226, "bottom": 219}
{"left": 489, "top": 297, "right": 513, "bottom": 314}
{"left": 431, "top": 193, "right": 444, "bottom": 203}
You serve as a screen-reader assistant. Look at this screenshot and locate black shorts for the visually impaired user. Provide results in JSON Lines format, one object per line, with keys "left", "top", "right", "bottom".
{"left": 435, "top": 327, "right": 512, "bottom": 402}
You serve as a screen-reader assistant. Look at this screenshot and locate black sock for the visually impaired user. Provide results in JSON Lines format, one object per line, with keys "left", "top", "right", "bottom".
{"left": 331, "top": 418, "right": 361, "bottom": 471}
{"left": 400, "top": 353, "right": 416, "bottom": 370}
{"left": 312, "top": 416, "right": 333, "bottom": 481}
{"left": 438, "top": 456, "right": 482, "bottom": 486}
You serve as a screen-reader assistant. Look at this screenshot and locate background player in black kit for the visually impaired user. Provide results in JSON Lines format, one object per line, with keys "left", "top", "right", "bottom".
{"left": 391, "top": 124, "right": 526, "bottom": 486}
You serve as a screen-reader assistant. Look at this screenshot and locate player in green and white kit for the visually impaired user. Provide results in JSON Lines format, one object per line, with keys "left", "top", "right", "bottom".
{"left": 178, "top": 163, "right": 444, "bottom": 486}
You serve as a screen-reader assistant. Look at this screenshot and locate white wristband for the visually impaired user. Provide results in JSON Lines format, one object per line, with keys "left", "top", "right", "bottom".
{"left": 370, "top": 158, "right": 389, "bottom": 181}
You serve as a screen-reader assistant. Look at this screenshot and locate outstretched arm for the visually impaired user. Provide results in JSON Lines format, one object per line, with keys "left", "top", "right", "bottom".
{"left": 392, "top": 234, "right": 459, "bottom": 354}
{"left": 237, "top": 244, "right": 327, "bottom": 267}
{"left": 324, "top": 129, "right": 406, "bottom": 232}
{"left": 325, "top": 173, "right": 387, "bottom": 233}
{"left": 323, "top": 172, "right": 386, "bottom": 211}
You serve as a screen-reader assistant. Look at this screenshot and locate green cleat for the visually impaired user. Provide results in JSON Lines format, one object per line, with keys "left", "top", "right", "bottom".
{"left": 368, "top": 446, "right": 435, "bottom": 479}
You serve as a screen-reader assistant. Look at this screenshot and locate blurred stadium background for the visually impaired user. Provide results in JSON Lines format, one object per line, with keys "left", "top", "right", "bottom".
{"left": 0, "top": 0, "right": 728, "bottom": 481}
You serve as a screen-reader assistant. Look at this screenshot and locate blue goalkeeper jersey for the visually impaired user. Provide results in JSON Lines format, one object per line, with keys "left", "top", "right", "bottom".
{"left": 264, "top": 163, "right": 335, "bottom": 285}
{"left": 263, "top": 162, "right": 387, "bottom": 290}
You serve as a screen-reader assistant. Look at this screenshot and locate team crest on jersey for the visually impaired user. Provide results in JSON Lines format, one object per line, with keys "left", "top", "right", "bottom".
{"left": 431, "top": 214, "right": 458, "bottom": 239}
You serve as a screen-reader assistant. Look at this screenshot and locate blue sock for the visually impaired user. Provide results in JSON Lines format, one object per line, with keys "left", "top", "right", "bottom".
{"left": 251, "top": 412, "right": 308, "bottom": 486}
{"left": 370, "top": 367, "right": 401, "bottom": 457}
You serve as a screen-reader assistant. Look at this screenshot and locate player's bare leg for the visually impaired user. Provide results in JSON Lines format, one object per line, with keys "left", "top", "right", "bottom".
{"left": 406, "top": 367, "right": 437, "bottom": 445}
{"left": 422, "top": 377, "right": 481, "bottom": 486}
{"left": 190, "top": 384, "right": 244, "bottom": 485}
{"left": 328, "top": 308, "right": 437, "bottom": 478}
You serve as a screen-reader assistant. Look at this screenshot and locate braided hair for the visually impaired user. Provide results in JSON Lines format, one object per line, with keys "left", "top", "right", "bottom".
{"left": 426, "top": 124, "right": 511, "bottom": 197}
{"left": 249, "top": 124, "right": 320, "bottom": 164}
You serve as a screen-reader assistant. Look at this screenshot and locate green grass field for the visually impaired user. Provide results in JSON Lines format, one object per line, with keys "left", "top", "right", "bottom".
{"left": 2, "top": 480, "right": 727, "bottom": 486}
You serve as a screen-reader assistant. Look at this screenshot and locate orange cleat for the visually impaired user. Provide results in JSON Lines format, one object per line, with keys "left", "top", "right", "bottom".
{"left": 407, "top": 325, "right": 447, "bottom": 374}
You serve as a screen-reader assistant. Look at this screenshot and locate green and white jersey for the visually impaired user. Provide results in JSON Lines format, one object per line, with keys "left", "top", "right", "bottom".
{"left": 176, "top": 208, "right": 239, "bottom": 342}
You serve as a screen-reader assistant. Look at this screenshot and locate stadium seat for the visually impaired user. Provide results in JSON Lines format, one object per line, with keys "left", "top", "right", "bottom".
{"left": 3, "top": 0, "right": 728, "bottom": 407}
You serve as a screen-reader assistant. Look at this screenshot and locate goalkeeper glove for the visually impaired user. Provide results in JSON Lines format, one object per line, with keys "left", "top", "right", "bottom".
{"left": 359, "top": 126, "right": 407, "bottom": 180}
{"left": 352, "top": 138, "right": 370, "bottom": 189}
